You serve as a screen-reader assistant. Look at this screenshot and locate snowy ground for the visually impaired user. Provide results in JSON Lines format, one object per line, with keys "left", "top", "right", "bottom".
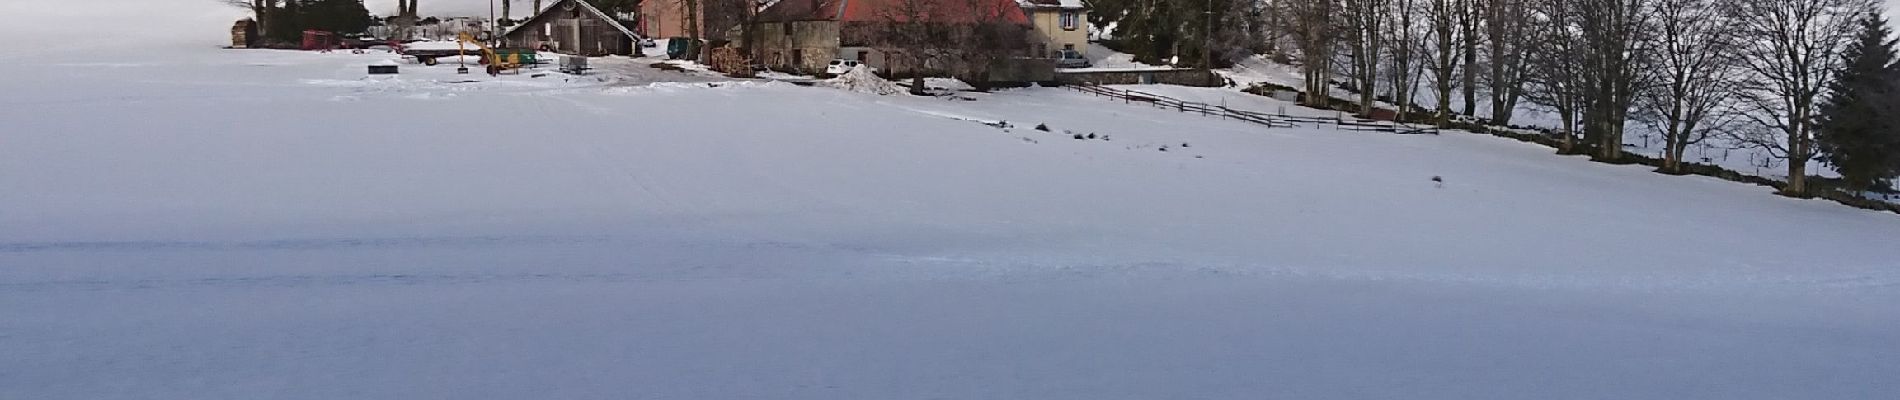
{"left": 1079, "top": 42, "right": 1168, "bottom": 71}
{"left": 3, "top": 44, "right": 1899, "bottom": 399}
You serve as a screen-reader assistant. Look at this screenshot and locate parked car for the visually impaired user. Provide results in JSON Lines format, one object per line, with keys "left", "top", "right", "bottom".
{"left": 826, "top": 59, "right": 862, "bottom": 76}
{"left": 1055, "top": 49, "right": 1092, "bottom": 69}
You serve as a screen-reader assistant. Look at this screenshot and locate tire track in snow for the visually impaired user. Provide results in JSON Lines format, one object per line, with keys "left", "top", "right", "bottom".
{"left": 525, "top": 95, "right": 699, "bottom": 216}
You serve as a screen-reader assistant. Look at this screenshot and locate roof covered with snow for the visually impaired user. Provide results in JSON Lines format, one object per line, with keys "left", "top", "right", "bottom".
{"left": 1015, "top": 0, "right": 1088, "bottom": 9}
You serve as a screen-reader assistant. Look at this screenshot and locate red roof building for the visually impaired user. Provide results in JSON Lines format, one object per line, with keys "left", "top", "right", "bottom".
{"left": 749, "top": 0, "right": 1047, "bottom": 81}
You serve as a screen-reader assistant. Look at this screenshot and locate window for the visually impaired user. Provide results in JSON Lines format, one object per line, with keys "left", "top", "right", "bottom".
{"left": 1060, "top": 11, "right": 1078, "bottom": 31}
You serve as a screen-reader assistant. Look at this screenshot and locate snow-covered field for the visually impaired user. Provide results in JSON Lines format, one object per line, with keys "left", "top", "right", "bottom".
{"left": 3, "top": 43, "right": 1898, "bottom": 399}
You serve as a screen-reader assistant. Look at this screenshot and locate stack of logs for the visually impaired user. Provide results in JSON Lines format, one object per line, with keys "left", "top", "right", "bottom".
{"left": 230, "top": 19, "right": 256, "bottom": 49}
{"left": 708, "top": 47, "right": 753, "bottom": 78}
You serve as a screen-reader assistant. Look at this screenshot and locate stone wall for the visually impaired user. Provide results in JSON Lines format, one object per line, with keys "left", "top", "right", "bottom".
{"left": 989, "top": 58, "right": 1057, "bottom": 83}
{"left": 1055, "top": 68, "right": 1219, "bottom": 87}
{"left": 752, "top": 21, "right": 841, "bottom": 74}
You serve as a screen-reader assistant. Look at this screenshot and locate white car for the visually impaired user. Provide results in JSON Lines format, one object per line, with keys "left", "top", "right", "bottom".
{"left": 826, "top": 59, "right": 862, "bottom": 76}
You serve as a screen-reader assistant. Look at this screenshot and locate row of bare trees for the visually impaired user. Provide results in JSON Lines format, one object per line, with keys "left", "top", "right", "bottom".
{"left": 868, "top": 0, "right": 1034, "bottom": 92}
{"left": 1270, "top": 0, "right": 1877, "bottom": 194}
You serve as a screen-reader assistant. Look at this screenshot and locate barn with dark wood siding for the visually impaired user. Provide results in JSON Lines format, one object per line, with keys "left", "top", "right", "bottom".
{"left": 501, "top": 0, "right": 644, "bottom": 56}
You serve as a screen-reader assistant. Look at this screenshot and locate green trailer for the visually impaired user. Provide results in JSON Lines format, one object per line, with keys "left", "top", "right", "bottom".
{"left": 666, "top": 38, "right": 690, "bottom": 60}
{"left": 490, "top": 48, "right": 541, "bottom": 66}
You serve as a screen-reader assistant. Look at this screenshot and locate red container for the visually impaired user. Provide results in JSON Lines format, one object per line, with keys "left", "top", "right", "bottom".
{"left": 301, "top": 30, "right": 335, "bottom": 51}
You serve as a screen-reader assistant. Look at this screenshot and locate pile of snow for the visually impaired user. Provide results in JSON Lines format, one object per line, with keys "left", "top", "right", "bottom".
{"left": 412, "top": 55, "right": 484, "bottom": 66}
{"left": 755, "top": 70, "right": 811, "bottom": 80}
{"left": 924, "top": 77, "right": 975, "bottom": 92}
{"left": 654, "top": 60, "right": 714, "bottom": 74}
{"left": 824, "top": 66, "right": 903, "bottom": 95}
{"left": 1084, "top": 43, "right": 1167, "bottom": 70}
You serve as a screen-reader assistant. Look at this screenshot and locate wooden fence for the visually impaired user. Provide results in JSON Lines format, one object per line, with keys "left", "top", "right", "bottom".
{"left": 1066, "top": 83, "right": 1437, "bottom": 135}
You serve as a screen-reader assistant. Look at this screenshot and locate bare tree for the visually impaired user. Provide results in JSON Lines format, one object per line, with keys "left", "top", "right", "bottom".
{"left": 875, "top": 0, "right": 951, "bottom": 93}
{"left": 1573, "top": 0, "right": 1651, "bottom": 160}
{"left": 392, "top": 0, "right": 420, "bottom": 40}
{"left": 1640, "top": 0, "right": 1742, "bottom": 173}
{"left": 1521, "top": 0, "right": 1588, "bottom": 151}
{"left": 1480, "top": 0, "right": 1530, "bottom": 124}
{"left": 222, "top": 0, "right": 282, "bottom": 38}
{"left": 1424, "top": 0, "right": 1471, "bottom": 124}
{"left": 1727, "top": 0, "right": 1876, "bottom": 195}
{"left": 1281, "top": 0, "right": 1338, "bottom": 108}
{"left": 1343, "top": 0, "right": 1391, "bottom": 116}
{"left": 944, "top": 0, "right": 1031, "bottom": 88}
{"left": 1459, "top": 0, "right": 1481, "bottom": 116}
{"left": 1385, "top": 0, "right": 1427, "bottom": 121}
{"left": 675, "top": 0, "right": 704, "bottom": 58}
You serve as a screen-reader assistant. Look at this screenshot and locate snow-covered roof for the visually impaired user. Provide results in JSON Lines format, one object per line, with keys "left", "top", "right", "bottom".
{"left": 402, "top": 40, "right": 466, "bottom": 51}
{"left": 758, "top": 0, "right": 1031, "bottom": 24}
{"left": 500, "top": 0, "right": 642, "bottom": 41}
{"left": 1015, "top": 0, "right": 1088, "bottom": 9}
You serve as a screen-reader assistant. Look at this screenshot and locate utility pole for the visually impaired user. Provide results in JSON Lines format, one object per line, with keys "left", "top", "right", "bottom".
{"left": 489, "top": 0, "right": 498, "bottom": 46}
{"left": 1203, "top": 0, "right": 1215, "bottom": 79}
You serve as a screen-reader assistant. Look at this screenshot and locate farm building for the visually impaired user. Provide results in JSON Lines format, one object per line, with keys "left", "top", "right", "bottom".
{"left": 1016, "top": 0, "right": 1089, "bottom": 58}
{"left": 501, "top": 0, "right": 644, "bottom": 56}
{"left": 637, "top": 0, "right": 747, "bottom": 43}
{"left": 749, "top": 0, "right": 1043, "bottom": 81}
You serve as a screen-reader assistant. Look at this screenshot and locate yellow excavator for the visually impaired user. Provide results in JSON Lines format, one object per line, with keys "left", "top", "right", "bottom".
{"left": 455, "top": 32, "right": 531, "bottom": 75}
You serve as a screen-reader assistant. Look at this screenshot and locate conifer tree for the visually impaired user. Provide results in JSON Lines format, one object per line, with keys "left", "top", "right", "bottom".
{"left": 1815, "top": 13, "right": 1900, "bottom": 193}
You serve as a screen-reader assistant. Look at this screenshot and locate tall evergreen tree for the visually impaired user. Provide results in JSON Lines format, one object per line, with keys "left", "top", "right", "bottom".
{"left": 1815, "top": 13, "right": 1900, "bottom": 193}
{"left": 300, "top": 0, "right": 375, "bottom": 35}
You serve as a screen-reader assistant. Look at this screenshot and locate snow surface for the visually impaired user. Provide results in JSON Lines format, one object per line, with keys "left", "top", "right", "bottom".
{"left": 2, "top": 44, "right": 1899, "bottom": 400}
{"left": 1083, "top": 42, "right": 1166, "bottom": 70}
